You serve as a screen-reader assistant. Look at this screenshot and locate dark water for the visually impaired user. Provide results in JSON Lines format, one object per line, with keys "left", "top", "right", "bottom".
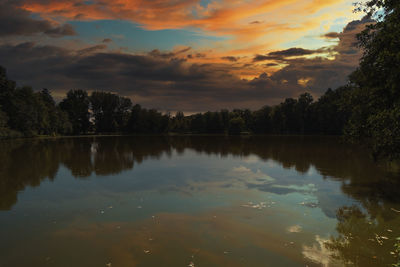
{"left": 0, "top": 136, "right": 399, "bottom": 267}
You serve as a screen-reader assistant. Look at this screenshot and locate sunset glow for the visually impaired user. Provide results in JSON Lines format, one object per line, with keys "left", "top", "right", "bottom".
{"left": 0, "top": 0, "right": 369, "bottom": 111}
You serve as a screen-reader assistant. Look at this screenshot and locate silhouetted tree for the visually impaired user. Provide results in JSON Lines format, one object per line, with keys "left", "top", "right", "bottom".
{"left": 345, "top": 0, "right": 400, "bottom": 159}
{"left": 37, "top": 88, "right": 72, "bottom": 135}
{"left": 59, "top": 90, "right": 91, "bottom": 134}
{"left": 126, "top": 104, "right": 169, "bottom": 134}
{"left": 170, "top": 111, "right": 187, "bottom": 133}
{"left": 251, "top": 106, "right": 272, "bottom": 134}
{"left": 228, "top": 117, "right": 245, "bottom": 135}
{"left": 189, "top": 113, "right": 206, "bottom": 134}
{"left": 90, "top": 91, "right": 132, "bottom": 132}
{"left": 296, "top": 92, "right": 313, "bottom": 134}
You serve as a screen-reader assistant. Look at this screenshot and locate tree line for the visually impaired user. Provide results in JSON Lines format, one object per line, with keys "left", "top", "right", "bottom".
{"left": 0, "top": 0, "right": 399, "bottom": 159}
{"left": 0, "top": 67, "right": 350, "bottom": 137}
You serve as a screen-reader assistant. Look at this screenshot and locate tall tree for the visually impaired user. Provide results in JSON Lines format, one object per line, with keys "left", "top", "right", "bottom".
{"left": 90, "top": 91, "right": 132, "bottom": 132}
{"left": 346, "top": 0, "right": 400, "bottom": 159}
{"left": 252, "top": 107, "right": 270, "bottom": 134}
{"left": 126, "top": 104, "right": 169, "bottom": 134}
{"left": 296, "top": 92, "right": 313, "bottom": 134}
{"left": 228, "top": 117, "right": 245, "bottom": 135}
{"left": 59, "top": 90, "right": 91, "bottom": 134}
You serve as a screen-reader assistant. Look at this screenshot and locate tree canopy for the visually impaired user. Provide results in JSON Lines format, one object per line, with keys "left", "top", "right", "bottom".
{"left": 346, "top": 0, "right": 400, "bottom": 159}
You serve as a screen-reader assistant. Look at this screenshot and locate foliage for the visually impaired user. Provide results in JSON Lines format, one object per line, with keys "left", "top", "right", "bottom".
{"left": 126, "top": 104, "right": 170, "bottom": 134}
{"left": 346, "top": 0, "right": 400, "bottom": 159}
{"left": 59, "top": 90, "right": 91, "bottom": 134}
{"left": 228, "top": 117, "right": 245, "bottom": 135}
{"left": 0, "top": 108, "right": 22, "bottom": 139}
{"left": 0, "top": 108, "right": 7, "bottom": 128}
{"left": 90, "top": 91, "right": 132, "bottom": 133}
{"left": 0, "top": 67, "right": 72, "bottom": 137}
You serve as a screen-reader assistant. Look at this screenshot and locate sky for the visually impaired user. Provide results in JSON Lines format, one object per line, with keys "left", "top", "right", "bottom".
{"left": 0, "top": 0, "right": 373, "bottom": 112}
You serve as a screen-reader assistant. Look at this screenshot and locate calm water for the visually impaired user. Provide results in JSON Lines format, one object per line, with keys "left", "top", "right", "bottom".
{"left": 0, "top": 136, "right": 399, "bottom": 267}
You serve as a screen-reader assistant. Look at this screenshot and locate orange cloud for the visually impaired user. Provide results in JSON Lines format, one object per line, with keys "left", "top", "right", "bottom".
{"left": 20, "top": 0, "right": 348, "bottom": 41}
{"left": 18, "top": 0, "right": 358, "bottom": 65}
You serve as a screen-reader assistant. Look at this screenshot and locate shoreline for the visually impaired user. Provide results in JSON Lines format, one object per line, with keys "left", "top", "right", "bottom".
{"left": 0, "top": 133, "right": 344, "bottom": 141}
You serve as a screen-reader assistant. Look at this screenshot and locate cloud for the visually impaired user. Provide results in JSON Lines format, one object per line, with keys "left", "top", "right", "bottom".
{"left": 254, "top": 47, "right": 330, "bottom": 62}
{"left": 149, "top": 47, "right": 191, "bottom": 59}
{"left": 0, "top": 42, "right": 292, "bottom": 111}
{"left": 260, "top": 17, "right": 374, "bottom": 93}
{"left": 102, "top": 38, "right": 112, "bottom": 43}
{"left": 44, "top": 24, "right": 76, "bottom": 37}
{"left": 0, "top": 1, "right": 76, "bottom": 37}
{"left": 221, "top": 56, "right": 238, "bottom": 62}
{"left": 322, "top": 32, "right": 340, "bottom": 39}
{"left": 269, "top": 47, "right": 328, "bottom": 57}
{"left": 76, "top": 44, "right": 107, "bottom": 56}
{"left": 14, "top": 0, "right": 357, "bottom": 44}
{"left": 253, "top": 54, "right": 275, "bottom": 62}
{"left": 0, "top": 18, "right": 373, "bottom": 112}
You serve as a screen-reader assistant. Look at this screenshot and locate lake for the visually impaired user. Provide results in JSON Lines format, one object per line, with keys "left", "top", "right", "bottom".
{"left": 0, "top": 136, "right": 399, "bottom": 267}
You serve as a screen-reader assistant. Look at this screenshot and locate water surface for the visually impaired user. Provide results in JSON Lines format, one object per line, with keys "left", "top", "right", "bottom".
{"left": 0, "top": 136, "right": 399, "bottom": 266}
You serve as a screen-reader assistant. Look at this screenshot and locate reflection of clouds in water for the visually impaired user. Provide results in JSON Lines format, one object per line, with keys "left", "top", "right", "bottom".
{"left": 173, "top": 165, "right": 276, "bottom": 195}
{"left": 242, "top": 156, "right": 259, "bottom": 164}
{"left": 302, "top": 235, "right": 340, "bottom": 267}
{"left": 268, "top": 160, "right": 278, "bottom": 168}
{"left": 307, "top": 167, "right": 316, "bottom": 176}
{"left": 229, "top": 166, "right": 275, "bottom": 184}
{"left": 287, "top": 225, "right": 302, "bottom": 233}
{"left": 271, "top": 183, "right": 317, "bottom": 193}
{"left": 246, "top": 181, "right": 318, "bottom": 195}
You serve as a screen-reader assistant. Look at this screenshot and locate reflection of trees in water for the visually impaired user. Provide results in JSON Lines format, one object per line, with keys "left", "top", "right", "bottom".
{"left": 326, "top": 205, "right": 400, "bottom": 266}
{"left": 0, "top": 139, "right": 64, "bottom": 210}
{"left": 1, "top": 136, "right": 398, "bottom": 209}
{"left": 0, "top": 136, "right": 399, "bottom": 266}
{"left": 0, "top": 136, "right": 171, "bottom": 210}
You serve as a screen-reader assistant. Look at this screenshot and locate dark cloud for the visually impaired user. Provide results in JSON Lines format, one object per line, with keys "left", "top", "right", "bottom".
{"left": 266, "top": 17, "right": 374, "bottom": 94}
{"left": 221, "top": 56, "right": 239, "bottom": 62}
{"left": 149, "top": 47, "right": 191, "bottom": 59}
{"left": 102, "top": 38, "right": 113, "bottom": 43}
{"left": 335, "top": 16, "right": 374, "bottom": 56}
{"left": 44, "top": 24, "right": 76, "bottom": 37}
{"left": 343, "top": 16, "right": 374, "bottom": 32}
{"left": 77, "top": 44, "right": 107, "bottom": 56}
{"left": 269, "top": 47, "right": 321, "bottom": 57}
{"left": 0, "top": 18, "right": 373, "bottom": 112}
{"left": 0, "top": 42, "right": 292, "bottom": 111}
{"left": 254, "top": 47, "right": 330, "bottom": 62}
{"left": 0, "top": 1, "right": 76, "bottom": 37}
{"left": 323, "top": 32, "right": 340, "bottom": 39}
{"left": 253, "top": 54, "right": 275, "bottom": 62}
{"left": 187, "top": 53, "right": 206, "bottom": 59}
